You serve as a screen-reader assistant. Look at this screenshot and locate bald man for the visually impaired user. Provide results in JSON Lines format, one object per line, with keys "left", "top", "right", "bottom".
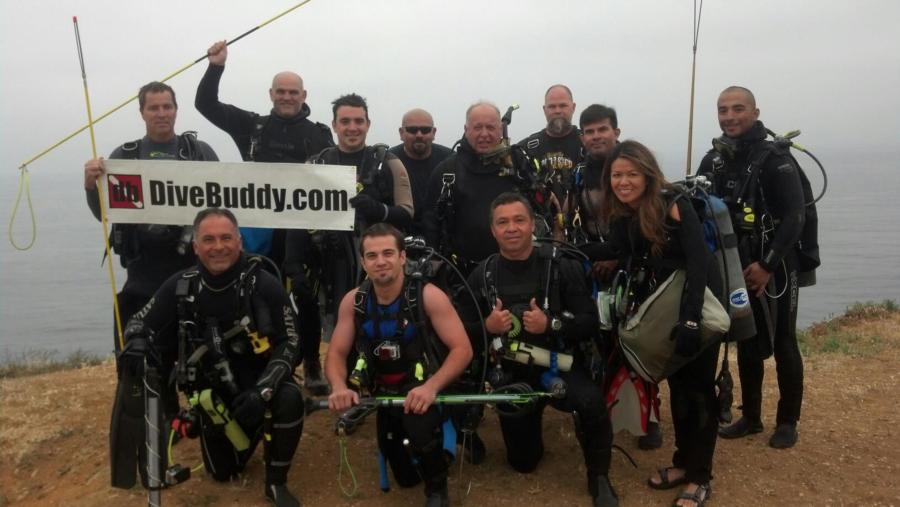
{"left": 197, "top": 40, "right": 334, "bottom": 164}
{"left": 698, "top": 86, "right": 809, "bottom": 450}
{"left": 195, "top": 39, "right": 335, "bottom": 394}
{"left": 389, "top": 108, "right": 452, "bottom": 235}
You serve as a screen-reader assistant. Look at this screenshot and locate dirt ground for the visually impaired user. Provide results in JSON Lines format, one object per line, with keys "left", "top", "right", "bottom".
{"left": 2, "top": 312, "right": 899, "bottom": 507}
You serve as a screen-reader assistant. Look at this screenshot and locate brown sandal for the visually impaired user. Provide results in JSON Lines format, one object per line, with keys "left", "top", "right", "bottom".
{"left": 671, "top": 483, "right": 711, "bottom": 507}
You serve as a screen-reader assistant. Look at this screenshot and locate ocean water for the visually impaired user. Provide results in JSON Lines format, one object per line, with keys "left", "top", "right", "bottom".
{"left": 1, "top": 151, "right": 898, "bottom": 360}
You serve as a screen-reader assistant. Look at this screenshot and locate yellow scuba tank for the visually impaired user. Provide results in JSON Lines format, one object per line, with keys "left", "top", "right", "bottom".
{"left": 191, "top": 389, "right": 250, "bottom": 451}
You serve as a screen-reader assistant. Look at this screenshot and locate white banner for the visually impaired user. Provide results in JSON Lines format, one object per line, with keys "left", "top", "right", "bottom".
{"left": 102, "top": 159, "right": 356, "bottom": 231}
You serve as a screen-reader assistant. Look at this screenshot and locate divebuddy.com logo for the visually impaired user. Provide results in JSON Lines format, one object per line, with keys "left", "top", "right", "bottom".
{"left": 107, "top": 174, "right": 144, "bottom": 209}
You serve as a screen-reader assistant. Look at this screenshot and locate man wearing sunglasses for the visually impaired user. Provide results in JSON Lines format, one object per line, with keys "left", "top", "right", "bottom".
{"left": 390, "top": 109, "right": 452, "bottom": 236}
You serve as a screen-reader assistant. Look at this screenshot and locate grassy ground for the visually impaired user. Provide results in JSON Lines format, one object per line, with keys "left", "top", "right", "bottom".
{"left": 1, "top": 301, "right": 899, "bottom": 506}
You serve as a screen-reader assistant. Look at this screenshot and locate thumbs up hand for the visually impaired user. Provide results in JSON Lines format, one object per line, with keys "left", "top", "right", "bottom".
{"left": 485, "top": 298, "right": 512, "bottom": 335}
{"left": 523, "top": 298, "right": 549, "bottom": 334}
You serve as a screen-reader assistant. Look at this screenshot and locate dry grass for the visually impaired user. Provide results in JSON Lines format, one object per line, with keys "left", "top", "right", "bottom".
{"left": 799, "top": 300, "right": 898, "bottom": 357}
{"left": 0, "top": 349, "right": 108, "bottom": 379}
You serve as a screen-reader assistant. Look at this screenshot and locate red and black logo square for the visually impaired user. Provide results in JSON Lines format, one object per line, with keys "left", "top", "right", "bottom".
{"left": 107, "top": 174, "right": 144, "bottom": 209}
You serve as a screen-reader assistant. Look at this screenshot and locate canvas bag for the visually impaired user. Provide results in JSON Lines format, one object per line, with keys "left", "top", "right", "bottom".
{"left": 618, "top": 269, "right": 730, "bottom": 383}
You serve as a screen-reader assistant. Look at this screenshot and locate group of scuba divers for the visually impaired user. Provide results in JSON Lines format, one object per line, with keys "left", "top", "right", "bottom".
{"left": 83, "top": 40, "right": 822, "bottom": 507}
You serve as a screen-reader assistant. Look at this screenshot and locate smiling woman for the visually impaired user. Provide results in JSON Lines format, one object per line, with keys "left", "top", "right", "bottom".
{"left": 585, "top": 139, "right": 723, "bottom": 506}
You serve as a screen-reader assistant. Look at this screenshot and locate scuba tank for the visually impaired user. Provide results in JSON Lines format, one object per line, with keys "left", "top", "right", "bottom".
{"left": 704, "top": 193, "right": 755, "bottom": 341}
{"left": 680, "top": 176, "right": 756, "bottom": 342}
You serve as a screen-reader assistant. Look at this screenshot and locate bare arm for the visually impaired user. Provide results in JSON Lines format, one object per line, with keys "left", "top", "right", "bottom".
{"left": 324, "top": 289, "right": 360, "bottom": 411}
{"left": 403, "top": 283, "right": 473, "bottom": 414}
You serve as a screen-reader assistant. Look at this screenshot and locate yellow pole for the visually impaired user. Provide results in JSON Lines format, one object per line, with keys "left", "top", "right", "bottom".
{"left": 74, "top": 16, "right": 124, "bottom": 349}
{"left": 685, "top": 0, "right": 704, "bottom": 177}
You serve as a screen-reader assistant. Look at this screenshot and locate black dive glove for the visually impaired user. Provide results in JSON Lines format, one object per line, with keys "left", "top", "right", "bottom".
{"left": 119, "top": 337, "right": 149, "bottom": 378}
{"left": 350, "top": 193, "right": 388, "bottom": 223}
{"left": 119, "top": 319, "right": 154, "bottom": 378}
{"left": 674, "top": 320, "right": 702, "bottom": 357}
{"left": 232, "top": 389, "right": 266, "bottom": 429}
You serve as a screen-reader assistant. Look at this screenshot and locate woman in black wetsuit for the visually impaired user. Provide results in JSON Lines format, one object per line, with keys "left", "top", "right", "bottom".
{"left": 586, "top": 140, "right": 720, "bottom": 507}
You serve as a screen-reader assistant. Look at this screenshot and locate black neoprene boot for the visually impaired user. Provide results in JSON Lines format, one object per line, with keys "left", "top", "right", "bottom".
{"left": 424, "top": 481, "right": 450, "bottom": 507}
{"left": 265, "top": 483, "right": 301, "bottom": 507}
{"left": 303, "top": 362, "right": 329, "bottom": 396}
{"left": 419, "top": 439, "right": 451, "bottom": 507}
{"left": 588, "top": 474, "right": 618, "bottom": 507}
{"left": 769, "top": 422, "right": 798, "bottom": 449}
{"left": 718, "top": 416, "right": 763, "bottom": 439}
{"left": 637, "top": 421, "right": 663, "bottom": 450}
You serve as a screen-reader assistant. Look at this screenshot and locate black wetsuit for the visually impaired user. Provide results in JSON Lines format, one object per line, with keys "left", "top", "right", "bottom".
{"left": 389, "top": 143, "right": 452, "bottom": 236}
{"left": 195, "top": 62, "right": 334, "bottom": 371}
{"left": 566, "top": 153, "right": 609, "bottom": 245}
{"left": 128, "top": 255, "right": 303, "bottom": 486}
{"left": 195, "top": 64, "right": 333, "bottom": 165}
{"left": 586, "top": 195, "right": 722, "bottom": 485}
{"left": 283, "top": 146, "right": 414, "bottom": 342}
{"left": 85, "top": 134, "right": 218, "bottom": 352}
{"left": 518, "top": 128, "right": 583, "bottom": 203}
{"left": 194, "top": 62, "right": 334, "bottom": 266}
{"left": 423, "top": 139, "right": 534, "bottom": 270}
{"left": 697, "top": 120, "right": 805, "bottom": 426}
{"left": 460, "top": 245, "right": 613, "bottom": 494}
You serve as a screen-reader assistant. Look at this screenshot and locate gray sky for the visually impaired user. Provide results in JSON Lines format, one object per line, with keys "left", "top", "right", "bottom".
{"left": 1, "top": 0, "right": 899, "bottom": 351}
{"left": 2, "top": 0, "right": 898, "bottom": 173}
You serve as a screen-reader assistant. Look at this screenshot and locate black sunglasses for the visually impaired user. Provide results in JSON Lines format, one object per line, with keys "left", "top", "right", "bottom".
{"left": 403, "top": 126, "right": 433, "bottom": 135}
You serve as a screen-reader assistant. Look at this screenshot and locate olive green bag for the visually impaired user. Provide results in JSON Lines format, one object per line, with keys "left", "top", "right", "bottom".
{"left": 618, "top": 270, "right": 730, "bottom": 383}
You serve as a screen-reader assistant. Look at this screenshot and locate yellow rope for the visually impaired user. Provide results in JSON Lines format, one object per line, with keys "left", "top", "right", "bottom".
{"left": 337, "top": 436, "right": 359, "bottom": 498}
{"left": 166, "top": 427, "right": 204, "bottom": 473}
{"left": 7, "top": 166, "right": 36, "bottom": 251}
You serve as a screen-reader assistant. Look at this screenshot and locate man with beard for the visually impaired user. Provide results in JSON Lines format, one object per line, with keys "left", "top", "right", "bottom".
{"left": 389, "top": 109, "right": 453, "bottom": 236}
{"left": 518, "top": 84, "right": 583, "bottom": 203}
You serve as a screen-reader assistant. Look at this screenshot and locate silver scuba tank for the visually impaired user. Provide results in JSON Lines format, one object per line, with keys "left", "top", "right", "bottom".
{"left": 704, "top": 194, "right": 756, "bottom": 341}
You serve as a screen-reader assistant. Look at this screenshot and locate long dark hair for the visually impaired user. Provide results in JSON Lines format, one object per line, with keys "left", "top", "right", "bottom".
{"left": 598, "top": 140, "right": 675, "bottom": 257}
